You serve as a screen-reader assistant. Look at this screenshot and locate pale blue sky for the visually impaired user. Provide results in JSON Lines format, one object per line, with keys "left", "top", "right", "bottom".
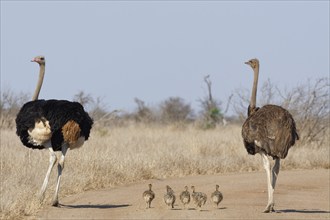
{"left": 1, "top": 1, "right": 329, "bottom": 115}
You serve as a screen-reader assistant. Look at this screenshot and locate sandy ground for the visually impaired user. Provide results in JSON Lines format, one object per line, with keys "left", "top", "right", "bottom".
{"left": 35, "top": 169, "right": 329, "bottom": 219}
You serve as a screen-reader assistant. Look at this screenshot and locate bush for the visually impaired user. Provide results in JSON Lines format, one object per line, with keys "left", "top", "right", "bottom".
{"left": 0, "top": 88, "right": 29, "bottom": 128}
{"left": 160, "top": 97, "right": 193, "bottom": 123}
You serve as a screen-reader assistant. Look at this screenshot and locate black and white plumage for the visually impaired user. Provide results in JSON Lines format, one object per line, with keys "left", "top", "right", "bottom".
{"left": 15, "top": 56, "right": 93, "bottom": 206}
{"left": 16, "top": 99, "right": 92, "bottom": 151}
{"left": 242, "top": 58, "right": 299, "bottom": 213}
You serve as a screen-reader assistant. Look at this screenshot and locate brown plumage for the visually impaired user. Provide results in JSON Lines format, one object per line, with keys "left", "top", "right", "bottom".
{"left": 242, "top": 104, "right": 299, "bottom": 159}
{"left": 191, "top": 186, "right": 207, "bottom": 210}
{"left": 179, "top": 186, "right": 191, "bottom": 209}
{"left": 163, "top": 185, "right": 176, "bottom": 209}
{"left": 143, "top": 183, "right": 155, "bottom": 209}
{"left": 242, "top": 58, "right": 299, "bottom": 213}
{"left": 211, "top": 184, "right": 223, "bottom": 208}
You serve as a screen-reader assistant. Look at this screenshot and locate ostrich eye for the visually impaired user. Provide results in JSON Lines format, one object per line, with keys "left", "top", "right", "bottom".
{"left": 40, "top": 57, "right": 44, "bottom": 60}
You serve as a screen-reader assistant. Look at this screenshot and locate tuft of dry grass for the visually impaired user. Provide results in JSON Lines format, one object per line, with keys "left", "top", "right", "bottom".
{"left": 0, "top": 124, "right": 329, "bottom": 219}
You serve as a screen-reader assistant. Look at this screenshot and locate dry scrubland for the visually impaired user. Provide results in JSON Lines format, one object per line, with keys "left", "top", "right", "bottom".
{"left": 0, "top": 124, "right": 329, "bottom": 219}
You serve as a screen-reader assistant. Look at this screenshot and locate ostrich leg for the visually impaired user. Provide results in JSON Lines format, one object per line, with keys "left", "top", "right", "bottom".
{"left": 39, "top": 148, "right": 57, "bottom": 202}
{"left": 52, "top": 145, "right": 68, "bottom": 206}
{"left": 271, "top": 158, "right": 281, "bottom": 209}
{"left": 272, "top": 158, "right": 280, "bottom": 188}
{"left": 260, "top": 152, "right": 275, "bottom": 213}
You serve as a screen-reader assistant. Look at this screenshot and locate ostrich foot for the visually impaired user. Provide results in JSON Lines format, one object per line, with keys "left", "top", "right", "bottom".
{"left": 263, "top": 203, "right": 275, "bottom": 213}
{"left": 52, "top": 200, "right": 59, "bottom": 207}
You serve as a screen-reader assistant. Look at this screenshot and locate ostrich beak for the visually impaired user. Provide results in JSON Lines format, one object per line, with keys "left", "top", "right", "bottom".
{"left": 244, "top": 61, "right": 250, "bottom": 65}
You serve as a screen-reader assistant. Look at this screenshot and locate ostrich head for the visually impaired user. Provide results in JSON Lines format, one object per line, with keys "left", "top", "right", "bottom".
{"left": 31, "top": 56, "right": 45, "bottom": 65}
{"left": 245, "top": 58, "right": 259, "bottom": 70}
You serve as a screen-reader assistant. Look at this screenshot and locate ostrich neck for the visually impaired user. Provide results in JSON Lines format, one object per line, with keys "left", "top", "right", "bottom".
{"left": 32, "top": 64, "right": 45, "bottom": 101}
{"left": 250, "top": 66, "right": 259, "bottom": 109}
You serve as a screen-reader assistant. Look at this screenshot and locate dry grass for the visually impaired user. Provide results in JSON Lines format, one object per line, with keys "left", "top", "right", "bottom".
{"left": 0, "top": 124, "right": 329, "bottom": 219}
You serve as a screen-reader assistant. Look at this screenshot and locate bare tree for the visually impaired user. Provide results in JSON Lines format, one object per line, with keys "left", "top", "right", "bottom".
{"left": 73, "top": 90, "right": 93, "bottom": 108}
{"left": 73, "top": 91, "right": 115, "bottom": 127}
{"left": 199, "top": 75, "right": 223, "bottom": 128}
{"left": 278, "top": 78, "right": 329, "bottom": 145}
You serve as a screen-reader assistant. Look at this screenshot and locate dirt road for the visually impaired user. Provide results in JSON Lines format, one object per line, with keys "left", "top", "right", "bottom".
{"left": 36, "top": 169, "right": 329, "bottom": 219}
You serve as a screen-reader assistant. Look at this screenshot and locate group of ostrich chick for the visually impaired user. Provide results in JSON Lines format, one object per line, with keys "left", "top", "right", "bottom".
{"left": 15, "top": 56, "right": 298, "bottom": 213}
{"left": 143, "top": 184, "right": 223, "bottom": 210}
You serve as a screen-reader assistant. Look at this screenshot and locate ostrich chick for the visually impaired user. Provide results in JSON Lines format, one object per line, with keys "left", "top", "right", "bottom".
{"left": 163, "top": 185, "right": 176, "bottom": 209}
{"left": 143, "top": 183, "right": 155, "bottom": 209}
{"left": 191, "top": 186, "right": 207, "bottom": 211}
{"left": 211, "top": 184, "right": 223, "bottom": 208}
{"left": 179, "top": 186, "right": 191, "bottom": 209}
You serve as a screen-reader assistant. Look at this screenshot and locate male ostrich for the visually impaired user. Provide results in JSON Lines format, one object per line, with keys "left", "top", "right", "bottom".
{"left": 242, "top": 58, "right": 299, "bottom": 213}
{"left": 15, "top": 56, "right": 93, "bottom": 206}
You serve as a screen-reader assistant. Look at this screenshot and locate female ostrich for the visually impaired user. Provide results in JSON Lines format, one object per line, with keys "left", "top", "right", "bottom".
{"left": 15, "top": 56, "right": 93, "bottom": 206}
{"left": 242, "top": 58, "right": 299, "bottom": 213}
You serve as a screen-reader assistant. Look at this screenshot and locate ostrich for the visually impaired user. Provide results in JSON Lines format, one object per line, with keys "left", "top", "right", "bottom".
{"left": 143, "top": 183, "right": 155, "bottom": 209}
{"left": 211, "top": 184, "right": 223, "bottom": 208}
{"left": 191, "top": 186, "right": 207, "bottom": 210}
{"left": 163, "top": 185, "right": 176, "bottom": 209}
{"left": 242, "top": 58, "right": 299, "bottom": 213}
{"left": 179, "top": 186, "right": 190, "bottom": 209}
{"left": 15, "top": 56, "right": 93, "bottom": 206}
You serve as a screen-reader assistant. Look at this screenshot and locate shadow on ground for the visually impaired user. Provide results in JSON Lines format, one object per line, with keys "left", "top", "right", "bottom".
{"left": 278, "top": 209, "right": 330, "bottom": 214}
{"left": 59, "top": 204, "right": 131, "bottom": 209}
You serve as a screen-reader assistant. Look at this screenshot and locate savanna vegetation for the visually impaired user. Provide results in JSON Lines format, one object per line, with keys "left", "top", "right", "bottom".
{"left": 0, "top": 77, "right": 329, "bottom": 219}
